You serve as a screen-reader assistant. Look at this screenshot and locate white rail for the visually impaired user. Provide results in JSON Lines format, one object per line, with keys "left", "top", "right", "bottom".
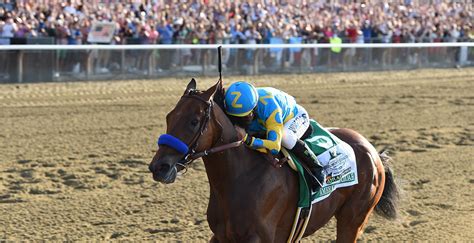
{"left": 0, "top": 42, "right": 472, "bottom": 50}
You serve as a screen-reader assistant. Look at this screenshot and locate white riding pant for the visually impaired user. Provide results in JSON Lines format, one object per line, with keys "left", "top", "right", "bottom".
{"left": 281, "top": 105, "right": 310, "bottom": 150}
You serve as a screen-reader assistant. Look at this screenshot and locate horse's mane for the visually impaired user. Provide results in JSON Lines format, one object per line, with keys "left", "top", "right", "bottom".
{"left": 212, "top": 85, "right": 226, "bottom": 112}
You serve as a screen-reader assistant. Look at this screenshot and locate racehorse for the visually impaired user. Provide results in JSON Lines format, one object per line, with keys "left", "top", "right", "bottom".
{"left": 148, "top": 79, "right": 399, "bottom": 242}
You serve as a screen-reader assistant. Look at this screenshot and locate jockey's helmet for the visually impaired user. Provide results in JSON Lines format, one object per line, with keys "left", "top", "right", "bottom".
{"left": 224, "top": 81, "right": 258, "bottom": 117}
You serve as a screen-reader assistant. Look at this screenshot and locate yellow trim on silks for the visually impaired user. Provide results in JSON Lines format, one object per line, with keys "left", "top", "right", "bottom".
{"left": 225, "top": 109, "right": 253, "bottom": 117}
{"left": 256, "top": 148, "right": 267, "bottom": 153}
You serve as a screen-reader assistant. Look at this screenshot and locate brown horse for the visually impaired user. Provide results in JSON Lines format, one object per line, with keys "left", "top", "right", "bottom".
{"left": 148, "top": 79, "right": 399, "bottom": 242}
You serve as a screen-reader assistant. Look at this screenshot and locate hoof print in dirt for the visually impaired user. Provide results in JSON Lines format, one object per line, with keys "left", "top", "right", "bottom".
{"left": 406, "top": 209, "right": 422, "bottom": 216}
{"left": 409, "top": 220, "right": 428, "bottom": 227}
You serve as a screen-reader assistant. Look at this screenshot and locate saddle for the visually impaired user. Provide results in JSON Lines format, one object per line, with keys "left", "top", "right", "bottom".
{"left": 259, "top": 123, "right": 315, "bottom": 169}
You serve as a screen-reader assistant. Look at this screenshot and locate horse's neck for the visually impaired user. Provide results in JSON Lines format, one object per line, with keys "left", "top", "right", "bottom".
{"left": 202, "top": 107, "right": 266, "bottom": 192}
{"left": 203, "top": 146, "right": 268, "bottom": 195}
{"left": 203, "top": 146, "right": 264, "bottom": 192}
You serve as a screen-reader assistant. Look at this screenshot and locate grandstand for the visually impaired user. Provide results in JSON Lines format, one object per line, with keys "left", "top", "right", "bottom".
{"left": 0, "top": 0, "right": 472, "bottom": 82}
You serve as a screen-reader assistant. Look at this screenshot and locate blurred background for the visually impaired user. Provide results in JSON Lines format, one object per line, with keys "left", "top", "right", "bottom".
{"left": 0, "top": 0, "right": 472, "bottom": 82}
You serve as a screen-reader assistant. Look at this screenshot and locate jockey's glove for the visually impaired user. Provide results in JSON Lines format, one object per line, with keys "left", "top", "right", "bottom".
{"left": 243, "top": 134, "right": 254, "bottom": 147}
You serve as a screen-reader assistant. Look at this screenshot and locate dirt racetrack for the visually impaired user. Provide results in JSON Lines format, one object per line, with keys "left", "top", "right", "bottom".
{"left": 0, "top": 68, "right": 473, "bottom": 241}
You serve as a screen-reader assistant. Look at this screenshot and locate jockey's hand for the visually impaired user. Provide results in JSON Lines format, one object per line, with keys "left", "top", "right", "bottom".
{"left": 234, "top": 126, "right": 247, "bottom": 142}
{"left": 243, "top": 134, "right": 253, "bottom": 147}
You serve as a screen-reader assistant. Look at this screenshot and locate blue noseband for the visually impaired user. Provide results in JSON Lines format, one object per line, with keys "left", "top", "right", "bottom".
{"left": 157, "top": 134, "right": 189, "bottom": 155}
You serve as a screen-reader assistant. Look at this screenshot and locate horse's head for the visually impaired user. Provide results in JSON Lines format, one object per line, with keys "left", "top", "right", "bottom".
{"left": 148, "top": 78, "right": 226, "bottom": 183}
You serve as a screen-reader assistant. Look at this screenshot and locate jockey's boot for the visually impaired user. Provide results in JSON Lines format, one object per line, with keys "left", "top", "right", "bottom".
{"left": 291, "top": 139, "right": 325, "bottom": 192}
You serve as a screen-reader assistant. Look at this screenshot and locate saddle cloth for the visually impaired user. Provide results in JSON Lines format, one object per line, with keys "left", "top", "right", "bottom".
{"left": 283, "top": 120, "right": 358, "bottom": 207}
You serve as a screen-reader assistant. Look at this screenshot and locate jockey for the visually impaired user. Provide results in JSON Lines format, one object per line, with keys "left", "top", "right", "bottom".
{"left": 224, "top": 81, "right": 325, "bottom": 191}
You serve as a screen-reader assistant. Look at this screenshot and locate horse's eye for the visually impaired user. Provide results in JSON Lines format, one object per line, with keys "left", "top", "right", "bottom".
{"left": 191, "top": 119, "right": 199, "bottom": 127}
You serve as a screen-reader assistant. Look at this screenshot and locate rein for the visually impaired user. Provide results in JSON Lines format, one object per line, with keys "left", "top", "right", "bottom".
{"left": 183, "top": 140, "right": 243, "bottom": 163}
{"left": 158, "top": 92, "right": 242, "bottom": 172}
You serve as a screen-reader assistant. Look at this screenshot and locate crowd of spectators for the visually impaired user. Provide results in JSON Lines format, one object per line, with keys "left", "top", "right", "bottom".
{"left": 0, "top": 0, "right": 472, "bottom": 45}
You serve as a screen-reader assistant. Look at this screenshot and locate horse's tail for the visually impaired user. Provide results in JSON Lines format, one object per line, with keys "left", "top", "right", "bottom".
{"left": 374, "top": 150, "right": 400, "bottom": 220}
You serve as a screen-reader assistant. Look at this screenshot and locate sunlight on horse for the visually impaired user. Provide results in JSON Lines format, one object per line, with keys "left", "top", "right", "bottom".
{"left": 148, "top": 79, "right": 399, "bottom": 242}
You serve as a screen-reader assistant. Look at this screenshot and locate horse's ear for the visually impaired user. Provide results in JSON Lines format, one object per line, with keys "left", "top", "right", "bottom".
{"left": 184, "top": 78, "right": 197, "bottom": 95}
{"left": 213, "top": 79, "right": 225, "bottom": 107}
{"left": 201, "top": 79, "right": 221, "bottom": 101}
{"left": 215, "top": 79, "right": 223, "bottom": 93}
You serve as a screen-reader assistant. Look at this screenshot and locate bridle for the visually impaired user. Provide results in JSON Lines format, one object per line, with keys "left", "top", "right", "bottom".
{"left": 158, "top": 91, "right": 242, "bottom": 172}
{"left": 178, "top": 93, "right": 215, "bottom": 164}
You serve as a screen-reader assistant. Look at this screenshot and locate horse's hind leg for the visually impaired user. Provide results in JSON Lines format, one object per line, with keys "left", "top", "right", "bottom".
{"left": 335, "top": 179, "right": 381, "bottom": 241}
{"left": 334, "top": 149, "right": 381, "bottom": 242}
{"left": 335, "top": 207, "right": 375, "bottom": 243}
{"left": 334, "top": 165, "right": 381, "bottom": 242}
